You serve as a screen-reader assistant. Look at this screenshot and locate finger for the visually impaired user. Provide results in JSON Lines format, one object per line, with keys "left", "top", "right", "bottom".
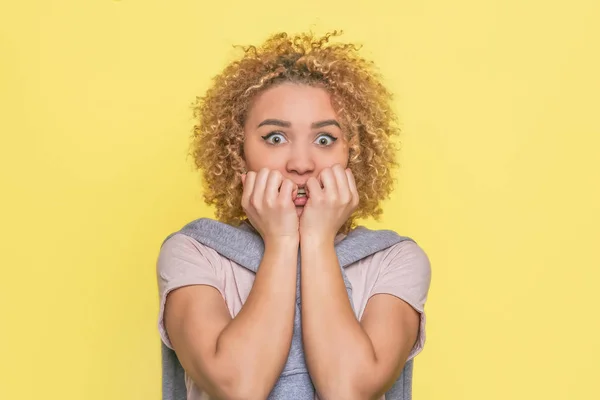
{"left": 241, "top": 173, "right": 246, "bottom": 185}
{"left": 252, "top": 168, "right": 270, "bottom": 204}
{"left": 291, "top": 181, "right": 299, "bottom": 200}
{"left": 319, "top": 167, "right": 338, "bottom": 194}
{"left": 305, "top": 176, "right": 322, "bottom": 200}
{"left": 279, "top": 179, "right": 295, "bottom": 202}
{"left": 241, "top": 171, "right": 256, "bottom": 207}
{"left": 345, "top": 168, "right": 359, "bottom": 206}
{"left": 332, "top": 164, "right": 351, "bottom": 202}
{"left": 265, "top": 170, "right": 283, "bottom": 203}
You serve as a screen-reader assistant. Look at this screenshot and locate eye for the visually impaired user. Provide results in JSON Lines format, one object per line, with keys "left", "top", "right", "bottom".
{"left": 261, "top": 132, "right": 288, "bottom": 145}
{"left": 314, "top": 134, "right": 337, "bottom": 146}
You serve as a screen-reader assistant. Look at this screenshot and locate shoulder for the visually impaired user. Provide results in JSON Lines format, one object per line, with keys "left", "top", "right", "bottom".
{"left": 157, "top": 233, "right": 228, "bottom": 279}
{"left": 158, "top": 217, "right": 238, "bottom": 263}
{"left": 380, "top": 239, "right": 431, "bottom": 274}
{"left": 347, "top": 226, "right": 431, "bottom": 276}
{"left": 159, "top": 232, "right": 217, "bottom": 261}
{"left": 368, "top": 238, "right": 431, "bottom": 310}
{"left": 363, "top": 238, "right": 431, "bottom": 286}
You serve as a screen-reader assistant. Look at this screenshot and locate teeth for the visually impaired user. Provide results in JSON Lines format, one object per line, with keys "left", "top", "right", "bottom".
{"left": 297, "top": 188, "right": 306, "bottom": 197}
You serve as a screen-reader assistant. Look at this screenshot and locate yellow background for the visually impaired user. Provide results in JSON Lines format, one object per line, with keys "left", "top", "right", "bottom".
{"left": 1, "top": 0, "right": 599, "bottom": 399}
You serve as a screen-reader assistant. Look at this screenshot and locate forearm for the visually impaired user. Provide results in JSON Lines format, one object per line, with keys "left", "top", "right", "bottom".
{"left": 300, "top": 237, "right": 381, "bottom": 399}
{"left": 215, "top": 237, "right": 299, "bottom": 396}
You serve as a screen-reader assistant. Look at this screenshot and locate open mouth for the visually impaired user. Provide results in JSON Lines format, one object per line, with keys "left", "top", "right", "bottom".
{"left": 296, "top": 187, "right": 307, "bottom": 198}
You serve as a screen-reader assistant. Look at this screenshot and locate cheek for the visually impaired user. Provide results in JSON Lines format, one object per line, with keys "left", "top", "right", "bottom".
{"left": 338, "top": 140, "right": 350, "bottom": 165}
{"left": 341, "top": 148, "right": 350, "bottom": 168}
{"left": 243, "top": 142, "right": 287, "bottom": 171}
{"left": 332, "top": 143, "right": 350, "bottom": 168}
{"left": 314, "top": 150, "right": 349, "bottom": 172}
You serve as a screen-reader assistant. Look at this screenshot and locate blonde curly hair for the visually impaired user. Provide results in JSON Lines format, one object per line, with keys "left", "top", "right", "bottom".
{"left": 191, "top": 31, "right": 400, "bottom": 233}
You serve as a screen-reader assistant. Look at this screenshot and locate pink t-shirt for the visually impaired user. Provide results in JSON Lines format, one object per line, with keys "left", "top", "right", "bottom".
{"left": 157, "top": 232, "right": 431, "bottom": 400}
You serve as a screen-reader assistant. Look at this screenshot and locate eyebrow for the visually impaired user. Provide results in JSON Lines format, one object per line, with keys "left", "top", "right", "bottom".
{"left": 257, "top": 119, "right": 341, "bottom": 129}
{"left": 257, "top": 119, "right": 291, "bottom": 128}
{"left": 311, "top": 119, "right": 341, "bottom": 129}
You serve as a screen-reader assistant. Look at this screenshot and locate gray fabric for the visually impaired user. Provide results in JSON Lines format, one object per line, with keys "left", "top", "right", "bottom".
{"left": 160, "top": 218, "right": 415, "bottom": 399}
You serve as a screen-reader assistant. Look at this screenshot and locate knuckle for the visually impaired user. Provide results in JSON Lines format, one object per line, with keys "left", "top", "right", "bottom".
{"left": 249, "top": 196, "right": 257, "bottom": 207}
{"left": 277, "top": 198, "right": 289, "bottom": 208}
{"left": 265, "top": 197, "right": 276, "bottom": 208}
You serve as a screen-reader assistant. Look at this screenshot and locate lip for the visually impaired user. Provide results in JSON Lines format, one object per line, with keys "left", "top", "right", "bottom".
{"left": 294, "top": 185, "right": 307, "bottom": 203}
{"left": 294, "top": 196, "right": 308, "bottom": 206}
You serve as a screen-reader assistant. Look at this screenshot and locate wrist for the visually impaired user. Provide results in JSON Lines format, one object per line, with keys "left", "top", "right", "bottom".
{"left": 263, "top": 234, "right": 300, "bottom": 250}
{"left": 300, "top": 231, "right": 336, "bottom": 248}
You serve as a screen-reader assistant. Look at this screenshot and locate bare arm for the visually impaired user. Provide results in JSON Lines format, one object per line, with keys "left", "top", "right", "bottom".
{"left": 300, "top": 238, "right": 420, "bottom": 400}
{"left": 164, "top": 237, "right": 298, "bottom": 400}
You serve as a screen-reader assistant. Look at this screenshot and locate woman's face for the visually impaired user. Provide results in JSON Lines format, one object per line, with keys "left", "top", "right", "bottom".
{"left": 243, "top": 83, "right": 350, "bottom": 216}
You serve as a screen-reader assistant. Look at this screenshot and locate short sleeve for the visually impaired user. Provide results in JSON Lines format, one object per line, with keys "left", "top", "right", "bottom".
{"left": 156, "top": 233, "right": 225, "bottom": 349}
{"left": 370, "top": 240, "right": 432, "bottom": 360}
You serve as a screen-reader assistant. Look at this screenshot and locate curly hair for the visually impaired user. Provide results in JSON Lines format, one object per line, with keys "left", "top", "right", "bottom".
{"left": 190, "top": 31, "right": 401, "bottom": 233}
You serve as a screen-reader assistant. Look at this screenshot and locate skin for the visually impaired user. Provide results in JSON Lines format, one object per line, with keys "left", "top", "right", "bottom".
{"left": 165, "top": 82, "right": 420, "bottom": 399}
{"left": 242, "top": 83, "right": 350, "bottom": 219}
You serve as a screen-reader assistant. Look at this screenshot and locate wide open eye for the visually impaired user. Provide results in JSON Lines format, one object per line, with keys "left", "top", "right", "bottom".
{"left": 261, "top": 132, "right": 288, "bottom": 145}
{"left": 314, "top": 134, "right": 337, "bottom": 146}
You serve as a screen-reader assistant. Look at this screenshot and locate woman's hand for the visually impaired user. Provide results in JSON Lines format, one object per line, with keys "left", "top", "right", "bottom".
{"left": 299, "top": 164, "right": 359, "bottom": 242}
{"left": 242, "top": 168, "right": 299, "bottom": 244}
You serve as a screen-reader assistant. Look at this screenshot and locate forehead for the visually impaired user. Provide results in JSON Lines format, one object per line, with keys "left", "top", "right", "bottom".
{"left": 246, "top": 83, "right": 337, "bottom": 123}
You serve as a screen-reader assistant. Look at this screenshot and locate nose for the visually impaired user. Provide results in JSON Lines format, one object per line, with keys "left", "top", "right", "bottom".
{"left": 286, "top": 145, "right": 315, "bottom": 176}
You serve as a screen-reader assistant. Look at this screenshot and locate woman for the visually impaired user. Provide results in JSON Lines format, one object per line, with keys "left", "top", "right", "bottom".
{"left": 157, "top": 31, "right": 431, "bottom": 400}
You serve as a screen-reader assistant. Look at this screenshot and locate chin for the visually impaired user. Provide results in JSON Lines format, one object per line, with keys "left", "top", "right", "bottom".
{"left": 296, "top": 207, "right": 304, "bottom": 217}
